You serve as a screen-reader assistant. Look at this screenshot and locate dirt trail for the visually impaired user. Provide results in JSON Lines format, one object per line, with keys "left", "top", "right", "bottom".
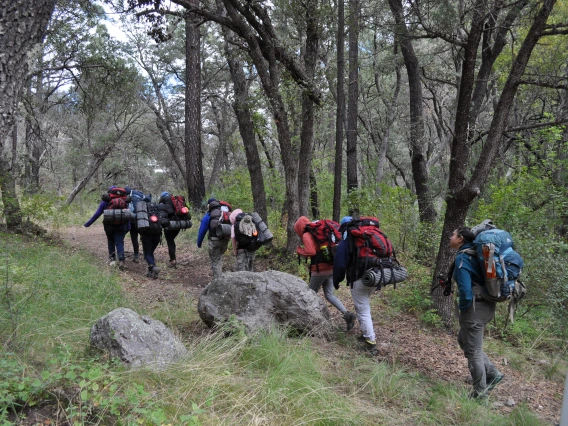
{"left": 63, "top": 224, "right": 563, "bottom": 425}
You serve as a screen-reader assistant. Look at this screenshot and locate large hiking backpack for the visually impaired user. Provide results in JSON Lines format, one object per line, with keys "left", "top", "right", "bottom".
{"left": 102, "top": 187, "right": 130, "bottom": 210}
{"left": 345, "top": 216, "right": 406, "bottom": 289}
{"left": 171, "top": 195, "right": 190, "bottom": 218}
{"left": 470, "top": 227, "right": 525, "bottom": 303}
{"left": 208, "top": 200, "right": 232, "bottom": 238}
{"left": 128, "top": 190, "right": 145, "bottom": 213}
{"left": 304, "top": 219, "right": 342, "bottom": 264}
{"left": 234, "top": 213, "right": 264, "bottom": 251}
{"left": 136, "top": 202, "right": 164, "bottom": 235}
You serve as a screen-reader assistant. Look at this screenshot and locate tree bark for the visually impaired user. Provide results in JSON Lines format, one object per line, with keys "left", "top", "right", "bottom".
{"left": 346, "top": 0, "right": 359, "bottom": 211}
{"left": 0, "top": 0, "right": 56, "bottom": 227}
{"left": 221, "top": 21, "right": 268, "bottom": 224}
{"left": 184, "top": 8, "right": 206, "bottom": 208}
{"left": 333, "top": 0, "right": 345, "bottom": 222}
{"left": 388, "top": 0, "right": 436, "bottom": 223}
{"left": 297, "top": 0, "right": 319, "bottom": 217}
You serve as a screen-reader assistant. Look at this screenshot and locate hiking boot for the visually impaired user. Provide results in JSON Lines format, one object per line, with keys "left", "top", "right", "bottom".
{"left": 343, "top": 311, "right": 357, "bottom": 331}
{"left": 146, "top": 266, "right": 160, "bottom": 279}
{"left": 468, "top": 389, "right": 488, "bottom": 400}
{"left": 167, "top": 260, "right": 177, "bottom": 269}
{"left": 107, "top": 256, "right": 116, "bottom": 267}
{"left": 132, "top": 254, "right": 139, "bottom": 263}
{"left": 118, "top": 260, "right": 125, "bottom": 271}
{"left": 486, "top": 374, "right": 504, "bottom": 392}
{"left": 357, "top": 335, "right": 378, "bottom": 356}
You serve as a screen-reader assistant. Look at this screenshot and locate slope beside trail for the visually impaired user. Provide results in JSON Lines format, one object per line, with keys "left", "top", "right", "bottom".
{"left": 63, "top": 224, "right": 562, "bottom": 425}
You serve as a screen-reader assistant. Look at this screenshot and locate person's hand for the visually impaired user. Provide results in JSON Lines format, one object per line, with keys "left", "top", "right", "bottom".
{"left": 83, "top": 224, "right": 88, "bottom": 228}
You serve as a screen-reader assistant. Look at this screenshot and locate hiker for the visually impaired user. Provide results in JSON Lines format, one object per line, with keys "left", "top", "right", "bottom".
{"left": 83, "top": 185, "right": 128, "bottom": 270}
{"left": 137, "top": 195, "right": 163, "bottom": 279}
{"left": 159, "top": 191, "right": 180, "bottom": 269}
{"left": 197, "top": 198, "right": 232, "bottom": 278}
{"left": 450, "top": 226, "right": 504, "bottom": 399}
{"left": 230, "top": 209, "right": 257, "bottom": 271}
{"left": 295, "top": 216, "right": 356, "bottom": 331}
{"left": 125, "top": 186, "right": 143, "bottom": 263}
{"left": 333, "top": 216, "right": 378, "bottom": 355}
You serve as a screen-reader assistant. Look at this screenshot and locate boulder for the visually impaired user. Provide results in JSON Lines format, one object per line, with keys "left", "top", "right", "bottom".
{"left": 198, "top": 270, "right": 332, "bottom": 336}
{"left": 90, "top": 308, "right": 188, "bottom": 369}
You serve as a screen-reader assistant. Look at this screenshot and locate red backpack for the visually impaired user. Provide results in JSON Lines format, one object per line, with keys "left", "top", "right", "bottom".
{"left": 170, "top": 195, "right": 190, "bottom": 218}
{"left": 304, "top": 219, "right": 342, "bottom": 264}
{"left": 345, "top": 216, "right": 394, "bottom": 277}
{"left": 104, "top": 187, "right": 130, "bottom": 210}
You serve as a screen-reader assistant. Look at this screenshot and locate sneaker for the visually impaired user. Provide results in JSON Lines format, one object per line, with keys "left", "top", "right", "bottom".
{"left": 118, "top": 260, "right": 125, "bottom": 271}
{"left": 167, "top": 260, "right": 177, "bottom": 269}
{"left": 108, "top": 260, "right": 116, "bottom": 267}
{"left": 343, "top": 311, "right": 357, "bottom": 331}
{"left": 357, "top": 335, "right": 378, "bottom": 355}
{"left": 132, "top": 254, "right": 140, "bottom": 263}
{"left": 486, "top": 374, "right": 504, "bottom": 392}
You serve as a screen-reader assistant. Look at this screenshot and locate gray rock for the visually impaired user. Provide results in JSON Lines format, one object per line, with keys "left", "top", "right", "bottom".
{"left": 90, "top": 308, "right": 188, "bottom": 369}
{"left": 198, "top": 270, "right": 332, "bottom": 336}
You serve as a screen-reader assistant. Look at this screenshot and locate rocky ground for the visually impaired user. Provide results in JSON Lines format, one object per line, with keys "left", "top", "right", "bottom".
{"left": 62, "top": 224, "right": 563, "bottom": 425}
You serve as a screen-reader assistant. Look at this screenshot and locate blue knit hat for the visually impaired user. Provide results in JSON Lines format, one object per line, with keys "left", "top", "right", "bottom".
{"left": 207, "top": 197, "right": 217, "bottom": 204}
{"left": 161, "top": 191, "right": 170, "bottom": 198}
{"left": 340, "top": 216, "right": 352, "bottom": 225}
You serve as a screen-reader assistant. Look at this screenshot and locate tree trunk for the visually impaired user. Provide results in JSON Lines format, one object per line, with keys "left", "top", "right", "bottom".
{"left": 332, "top": 0, "right": 345, "bottom": 222}
{"left": 184, "top": 9, "right": 206, "bottom": 208}
{"left": 221, "top": 24, "right": 268, "bottom": 224}
{"left": 432, "top": 0, "right": 557, "bottom": 323}
{"left": 388, "top": 0, "right": 436, "bottom": 223}
{"left": 0, "top": 0, "right": 56, "bottom": 227}
{"left": 346, "top": 0, "right": 359, "bottom": 213}
{"left": 65, "top": 145, "right": 113, "bottom": 205}
{"left": 297, "top": 0, "right": 318, "bottom": 217}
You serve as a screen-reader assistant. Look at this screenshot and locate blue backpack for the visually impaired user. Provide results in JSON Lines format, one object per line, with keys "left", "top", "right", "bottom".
{"left": 129, "top": 190, "right": 145, "bottom": 213}
{"left": 471, "top": 228, "right": 525, "bottom": 302}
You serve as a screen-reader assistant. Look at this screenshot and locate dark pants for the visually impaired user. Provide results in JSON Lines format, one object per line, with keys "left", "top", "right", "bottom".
{"left": 129, "top": 222, "right": 140, "bottom": 256}
{"left": 104, "top": 225, "right": 127, "bottom": 261}
{"left": 164, "top": 229, "right": 180, "bottom": 261}
{"left": 458, "top": 299, "right": 501, "bottom": 394}
{"left": 141, "top": 233, "right": 161, "bottom": 267}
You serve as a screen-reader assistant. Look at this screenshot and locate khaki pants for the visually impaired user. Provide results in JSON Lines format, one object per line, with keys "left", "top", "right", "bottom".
{"left": 236, "top": 249, "right": 256, "bottom": 271}
{"left": 208, "top": 238, "right": 229, "bottom": 277}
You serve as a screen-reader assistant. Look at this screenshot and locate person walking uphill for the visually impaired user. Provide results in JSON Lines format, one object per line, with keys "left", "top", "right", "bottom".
{"left": 83, "top": 186, "right": 128, "bottom": 271}
{"left": 450, "top": 226, "right": 504, "bottom": 399}
{"left": 230, "top": 209, "right": 257, "bottom": 272}
{"left": 159, "top": 191, "right": 180, "bottom": 269}
{"left": 333, "top": 216, "right": 378, "bottom": 355}
{"left": 294, "top": 216, "right": 356, "bottom": 331}
{"left": 197, "top": 198, "right": 232, "bottom": 278}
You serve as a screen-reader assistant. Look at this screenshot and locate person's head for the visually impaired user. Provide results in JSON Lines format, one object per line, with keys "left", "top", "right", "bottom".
{"left": 161, "top": 191, "right": 170, "bottom": 198}
{"left": 450, "top": 226, "right": 475, "bottom": 249}
{"left": 340, "top": 216, "right": 352, "bottom": 225}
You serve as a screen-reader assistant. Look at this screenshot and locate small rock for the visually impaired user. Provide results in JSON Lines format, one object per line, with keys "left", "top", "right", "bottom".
{"left": 538, "top": 405, "right": 543, "bottom": 410}
{"left": 505, "top": 398, "right": 516, "bottom": 407}
{"left": 537, "top": 359, "right": 550, "bottom": 365}
{"left": 502, "top": 358, "right": 508, "bottom": 366}
{"left": 492, "top": 401, "right": 504, "bottom": 408}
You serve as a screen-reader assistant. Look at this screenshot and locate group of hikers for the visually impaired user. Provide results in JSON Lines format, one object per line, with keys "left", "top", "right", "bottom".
{"left": 85, "top": 187, "right": 525, "bottom": 400}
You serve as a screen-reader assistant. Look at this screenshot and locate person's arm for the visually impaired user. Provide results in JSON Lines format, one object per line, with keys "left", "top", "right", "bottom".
{"left": 454, "top": 253, "right": 474, "bottom": 312}
{"left": 197, "top": 212, "right": 210, "bottom": 248}
{"left": 296, "top": 232, "right": 317, "bottom": 257}
{"left": 333, "top": 239, "right": 349, "bottom": 289}
{"left": 84, "top": 201, "right": 107, "bottom": 227}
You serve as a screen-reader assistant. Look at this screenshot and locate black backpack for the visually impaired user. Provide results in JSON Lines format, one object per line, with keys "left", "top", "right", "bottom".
{"left": 234, "top": 213, "right": 264, "bottom": 251}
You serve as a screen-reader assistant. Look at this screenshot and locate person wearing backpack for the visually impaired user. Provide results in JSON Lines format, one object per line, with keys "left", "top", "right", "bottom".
{"left": 333, "top": 216, "right": 379, "bottom": 355}
{"left": 197, "top": 198, "right": 232, "bottom": 278}
{"left": 125, "top": 186, "right": 145, "bottom": 263}
{"left": 229, "top": 209, "right": 261, "bottom": 271}
{"left": 294, "top": 216, "right": 357, "bottom": 331}
{"left": 158, "top": 191, "right": 181, "bottom": 269}
{"left": 137, "top": 196, "right": 164, "bottom": 279}
{"left": 83, "top": 185, "right": 128, "bottom": 270}
{"left": 450, "top": 226, "right": 504, "bottom": 399}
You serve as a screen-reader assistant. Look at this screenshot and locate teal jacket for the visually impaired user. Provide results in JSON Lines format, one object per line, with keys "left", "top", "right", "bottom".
{"left": 453, "top": 242, "right": 484, "bottom": 312}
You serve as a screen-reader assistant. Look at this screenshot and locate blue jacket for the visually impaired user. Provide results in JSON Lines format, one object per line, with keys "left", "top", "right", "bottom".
{"left": 332, "top": 239, "right": 350, "bottom": 289}
{"left": 84, "top": 201, "right": 108, "bottom": 227}
{"left": 196, "top": 212, "right": 211, "bottom": 248}
{"left": 453, "top": 242, "right": 485, "bottom": 312}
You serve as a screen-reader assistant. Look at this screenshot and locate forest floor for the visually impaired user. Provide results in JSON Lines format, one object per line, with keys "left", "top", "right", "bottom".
{"left": 63, "top": 224, "right": 563, "bottom": 425}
